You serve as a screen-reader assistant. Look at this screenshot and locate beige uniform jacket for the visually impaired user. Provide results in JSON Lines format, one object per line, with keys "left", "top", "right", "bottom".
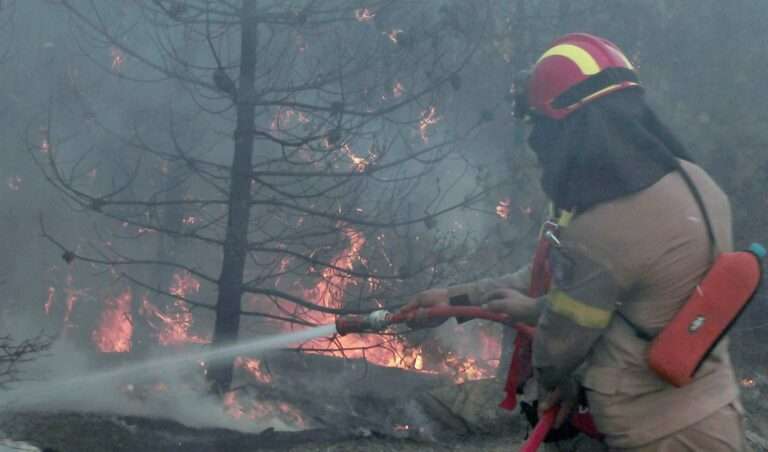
{"left": 452, "top": 161, "right": 741, "bottom": 449}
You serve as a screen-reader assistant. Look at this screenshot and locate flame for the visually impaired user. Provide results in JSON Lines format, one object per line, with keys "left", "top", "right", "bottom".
{"left": 44, "top": 287, "right": 56, "bottom": 315}
{"left": 235, "top": 356, "right": 272, "bottom": 384}
{"left": 170, "top": 271, "right": 201, "bottom": 298}
{"left": 386, "top": 29, "right": 403, "bottom": 44}
{"left": 92, "top": 289, "right": 133, "bottom": 353}
{"left": 6, "top": 176, "right": 21, "bottom": 191}
{"left": 354, "top": 8, "right": 375, "bottom": 22}
{"left": 741, "top": 377, "right": 756, "bottom": 388}
{"left": 302, "top": 227, "right": 366, "bottom": 319}
{"left": 271, "top": 109, "right": 311, "bottom": 131}
{"left": 393, "top": 81, "right": 405, "bottom": 98}
{"left": 289, "top": 227, "right": 500, "bottom": 382}
{"left": 110, "top": 47, "right": 125, "bottom": 72}
{"left": 63, "top": 275, "right": 84, "bottom": 324}
{"left": 141, "top": 272, "right": 209, "bottom": 346}
{"left": 418, "top": 106, "right": 440, "bottom": 143}
{"left": 223, "top": 391, "right": 306, "bottom": 428}
{"left": 496, "top": 198, "right": 511, "bottom": 219}
{"left": 182, "top": 215, "right": 199, "bottom": 225}
{"left": 40, "top": 138, "right": 50, "bottom": 154}
{"left": 339, "top": 144, "right": 369, "bottom": 172}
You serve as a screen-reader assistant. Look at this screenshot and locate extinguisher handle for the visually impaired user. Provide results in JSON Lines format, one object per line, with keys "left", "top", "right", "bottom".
{"left": 520, "top": 406, "right": 558, "bottom": 452}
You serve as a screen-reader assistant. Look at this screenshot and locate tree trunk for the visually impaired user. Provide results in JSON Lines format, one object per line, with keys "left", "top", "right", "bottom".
{"left": 208, "top": 0, "right": 258, "bottom": 393}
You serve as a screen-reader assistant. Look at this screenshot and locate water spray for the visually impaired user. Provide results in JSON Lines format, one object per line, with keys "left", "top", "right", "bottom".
{"left": 4, "top": 306, "right": 551, "bottom": 449}
{"left": 1, "top": 324, "right": 338, "bottom": 410}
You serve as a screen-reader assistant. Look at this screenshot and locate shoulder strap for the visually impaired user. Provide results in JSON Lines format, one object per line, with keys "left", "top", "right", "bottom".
{"left": 616, "top": 163, "right": 719, "bottom": 341}
{"left": 673, "top": 163, "right": 718, "bottom": 260}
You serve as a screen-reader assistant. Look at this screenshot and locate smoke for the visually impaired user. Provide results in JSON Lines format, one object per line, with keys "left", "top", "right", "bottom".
{"left": 1, "top": 326, "right": 337, "bottom": 433}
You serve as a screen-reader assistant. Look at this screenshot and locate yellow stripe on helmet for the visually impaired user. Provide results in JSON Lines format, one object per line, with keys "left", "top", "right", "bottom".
{"left": 549, "top": 290, "right": 613, "bottom": 329}
{"left": 537, "top": 44, "right": 601, "bottom": 75}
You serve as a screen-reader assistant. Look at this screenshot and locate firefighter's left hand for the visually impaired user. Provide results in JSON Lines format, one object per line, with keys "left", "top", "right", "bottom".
{"left": 538, "top": 377, "right": 579, "bottom": 429}
{"left": 482, "top": 289, "right": 539, "bottom": 325}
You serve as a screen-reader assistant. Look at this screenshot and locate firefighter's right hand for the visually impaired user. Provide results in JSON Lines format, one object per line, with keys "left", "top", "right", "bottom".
{"left": 398, "top": 288, "right": 450, "bottom": 328}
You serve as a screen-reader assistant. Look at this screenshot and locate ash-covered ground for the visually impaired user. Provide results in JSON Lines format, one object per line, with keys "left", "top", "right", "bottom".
{"left": 1, "top": 352, "right": 767, "bottom": 452}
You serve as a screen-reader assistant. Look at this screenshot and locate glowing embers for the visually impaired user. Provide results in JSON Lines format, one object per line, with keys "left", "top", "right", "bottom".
{"left": 741, "top": 377, "right": 756, "bottom": 388}
{"left": 386, "top": 29, "right": 404, "bottom": 45}
{"left": 496, "top": 198, "right": 511, "bottom": 220}
{"left": 182, "top": 215, "right": 199, "bottom": 226}
{"left": 44, "top": 287, "right": 56, "bottom": 315}
{"left": 339, "top": 144, "right": 370, "bottom": 172}
{"left": 419, "top": 106, "right": 440, "bottom": 143}
{"left": 39, "top": 133, "right": 50, "bottom": 154}
{"left": 92, "top": 289, "right": 133, "bottom": 353}
{"left": 223, "top": 391, "right": 306, "bottom": 430}
{"left": 270, "top": 108, "right": 310, "bottom": 132}
{"left": 235, "top": 356, "right": 272, "bottom": 384}
{"left": 392, "top": 81, "right": 405, "bottom": 98}
{"left": 110, "top": 46, "right": 125, "bottom": 72}
{"left": 354, "top": 8, "right": 375, "bottom": 22}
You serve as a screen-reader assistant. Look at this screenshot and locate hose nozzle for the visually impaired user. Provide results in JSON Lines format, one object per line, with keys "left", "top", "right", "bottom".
{"left": 335, "top": 310, "right": 391, "bottom": 336}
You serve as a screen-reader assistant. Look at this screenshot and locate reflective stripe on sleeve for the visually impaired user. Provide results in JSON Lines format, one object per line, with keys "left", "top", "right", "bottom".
{"left": 548, "top": 289, "right": 612, "bottom": 329}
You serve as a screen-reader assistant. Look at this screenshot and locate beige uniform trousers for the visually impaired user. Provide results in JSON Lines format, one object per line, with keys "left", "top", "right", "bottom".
{"left": 612, "top": 403, "right": 748, "bottom": 452}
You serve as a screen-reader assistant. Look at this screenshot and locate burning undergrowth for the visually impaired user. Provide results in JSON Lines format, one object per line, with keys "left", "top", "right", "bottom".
{"left": 24, "top": 216, "right": 506, "bottom": 439}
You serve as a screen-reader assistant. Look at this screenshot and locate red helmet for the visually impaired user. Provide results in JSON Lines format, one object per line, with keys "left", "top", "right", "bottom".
{"left": 527, "top": 33, "right": 640, "bottom": 119}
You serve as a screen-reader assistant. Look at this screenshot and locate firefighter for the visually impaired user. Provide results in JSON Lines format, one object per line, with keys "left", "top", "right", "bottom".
{"left": 401, "top": 33, "right": 748, "bottom": 451}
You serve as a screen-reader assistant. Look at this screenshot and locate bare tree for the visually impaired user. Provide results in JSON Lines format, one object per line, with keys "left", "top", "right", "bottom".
{"left": 0, "top": 334, "right": 52, "bottom": 389}
{"left": 34, "top": 0, "right": 495, "bottom": 391}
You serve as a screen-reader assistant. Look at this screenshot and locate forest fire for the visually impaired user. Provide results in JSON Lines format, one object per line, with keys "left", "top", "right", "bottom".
{"left": 40, "top": 229, "right": 502, "bottom": 431}
{"left": 235, "top": 357, "right": 272, "bottom": 384}
{"left": 223, "top": 391, "right": 306, "bottom": 429}
{"left": 44, "top": 287, "right": 56, "bottom": 315}
{"left": 339, "top": 143, "right": 370, "bottom": 172}
{"left": 393, "top": 81, "right": 405, "bottom": 98}
{"left": 110, "top": 46, "right": 125, "bottom": 72}
{"left": 38, "top": 72, "right": 499, "bottom": 425}
{"left": 92, "top": 289, "right": 133, "bottom": 353}
{"left": 354, "top": 8, "right": 375, "bottom": 22}
{"left": 9, "top": 3, "right": 768, "bottom": 451}
{"left": 39, "top": 136, "right": 50, "bottom": 153}
{"left": 496, "top": 198, "right": 511, "bottom": 219}
{"left": 270, "top": 108, "right": 310, "bottom": 131}
{"left": 419, "top": 106, "right": 440, "bottom": 143}
{"left": 386, "top": 29, "right": 404, "bottom": 45}
{"left": 741, "top": 377, "right": 757, "bottom": 388}
{"left": 286, "top": 226, "right": 501, "bottom": 383}
{"left": 141, "top": 272, "right": 208, "bottom": 346}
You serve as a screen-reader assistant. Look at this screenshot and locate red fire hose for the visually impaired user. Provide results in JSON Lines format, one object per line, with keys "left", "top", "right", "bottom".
{"left": 388, "top": 305, "right": 511, "bottom": 325}
{"left": 521, "top": 406, "right": 558, "bottom": 452}
{"left": 335, "top": 305, "right": 556, "bottom": 451}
